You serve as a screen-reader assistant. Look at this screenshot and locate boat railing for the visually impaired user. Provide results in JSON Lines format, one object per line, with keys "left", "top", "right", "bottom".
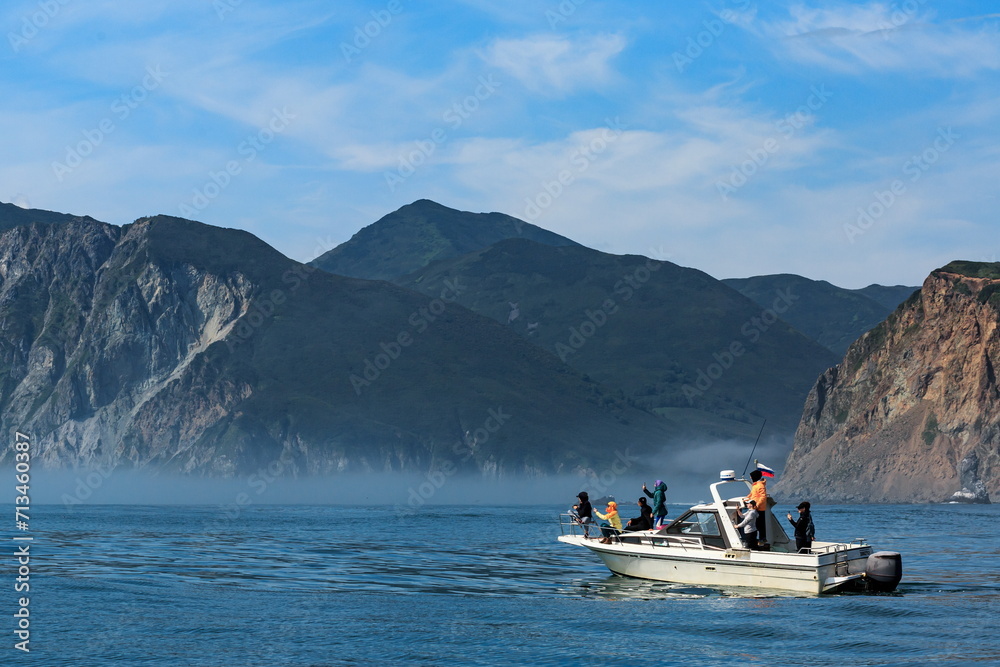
{"left": 809, "top": 538, "right": 869, "bottom": 555}
{"left": 559, "top": 514, "right": 726, "bottom": 551}
{"left": 559, "top": 512, "right": 600, "bottom": 538}
{"left": 638, "top": 534, "right": 718, "bottom": 550}
{"left": 557, "top": 513, "right": 658, "bottom": 543}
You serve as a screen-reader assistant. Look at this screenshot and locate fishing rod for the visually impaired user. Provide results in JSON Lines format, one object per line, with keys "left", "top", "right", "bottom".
{"left": 742, "top": 419, "right": 766, "bottom": 478}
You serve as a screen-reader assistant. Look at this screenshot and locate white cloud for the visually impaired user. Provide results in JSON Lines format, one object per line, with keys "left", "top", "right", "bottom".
{"left": 365, "top": 78, "right": 995, "bottom": 289}
{"left": 481, "top": 33, "right": 626, "bottom": 94}
{"left": 779, "top": 3, "right": 908, "bottom": 35}
{"left": 4, "top": 0, "right": 998, "bottom": 291}
{"left": 762, "top": 3, "right": 1000, "bottom": 76}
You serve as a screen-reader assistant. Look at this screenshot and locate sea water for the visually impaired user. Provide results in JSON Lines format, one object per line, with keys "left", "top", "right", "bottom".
{"left": 8, "top": 502, "right": 999, "bottom": 665}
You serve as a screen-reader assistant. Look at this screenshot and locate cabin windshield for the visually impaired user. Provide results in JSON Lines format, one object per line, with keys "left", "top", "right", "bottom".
{"left": 666, "top": 511, "right": 721, "bottom": 537}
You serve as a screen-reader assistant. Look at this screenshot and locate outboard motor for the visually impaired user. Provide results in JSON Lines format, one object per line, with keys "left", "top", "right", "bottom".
{"left": 865, "top": 551, "right": 902, "bottom": 592}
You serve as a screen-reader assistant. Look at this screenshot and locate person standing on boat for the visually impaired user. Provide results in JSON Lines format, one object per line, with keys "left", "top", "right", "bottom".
{"left": 734, "top": 500, "right": 759, "bottom": 549}
{"left": 642, "top": 480, "right": 669, "bottom": 529}
{"left": 786, "top": 501, "right": 815, "bottom": 553}
{"left": 594, "top": 501, "right": 622, "bottom": 543}
{"left": 572, "top": 492, "right": 593, "bottom": 537}
{"left": 744, "top": 470, "right": 768, "bottom": 543}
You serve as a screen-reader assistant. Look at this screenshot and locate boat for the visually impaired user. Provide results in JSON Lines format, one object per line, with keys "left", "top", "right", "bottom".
{"left": 558, "top": 470, "right": 902, "bottom": 595}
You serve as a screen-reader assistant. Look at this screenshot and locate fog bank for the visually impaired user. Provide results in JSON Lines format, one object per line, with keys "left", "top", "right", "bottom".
{"left": 16, "top": 435, "right": 794, "bottom": 509}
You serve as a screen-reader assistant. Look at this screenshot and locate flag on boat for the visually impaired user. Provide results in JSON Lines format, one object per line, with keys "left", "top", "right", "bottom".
{"left": 756, "top": 462, "right": 775, "bottom": 478}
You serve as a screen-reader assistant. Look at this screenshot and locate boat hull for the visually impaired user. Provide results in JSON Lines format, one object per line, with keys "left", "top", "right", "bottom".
{"left": 558, "top": 535, "right": 872, "bottom": 595}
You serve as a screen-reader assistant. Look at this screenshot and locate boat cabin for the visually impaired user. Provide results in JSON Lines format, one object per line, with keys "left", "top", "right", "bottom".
{"left": 636, "top": 478, "right": 793, "bottom": 552}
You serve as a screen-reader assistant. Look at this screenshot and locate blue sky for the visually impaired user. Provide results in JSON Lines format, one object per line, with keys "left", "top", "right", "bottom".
{"left": 2, "top": 1, "right": 998, "bottom": 288}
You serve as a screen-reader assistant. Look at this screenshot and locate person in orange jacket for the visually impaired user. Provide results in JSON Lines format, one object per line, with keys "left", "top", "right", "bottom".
{"left": 744, "top": 470, "right": 768, "bottom": 542}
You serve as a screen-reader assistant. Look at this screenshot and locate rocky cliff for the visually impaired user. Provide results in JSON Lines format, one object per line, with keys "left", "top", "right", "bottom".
{"left": 780, "top": 262, "right": 999, "bottom": 503}
{"left": 0, "top": 215, "right": 685, "bottom": 477}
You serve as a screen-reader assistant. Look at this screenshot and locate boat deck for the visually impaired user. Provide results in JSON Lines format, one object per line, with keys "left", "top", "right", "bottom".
{"left": 559, "top": 477, "right": 879, "bottom": 594}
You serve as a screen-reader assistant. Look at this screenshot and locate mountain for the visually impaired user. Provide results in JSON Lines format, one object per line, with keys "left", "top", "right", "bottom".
{"left": 723, "top": 274, "right": 918, "bottom": 355}
{"left": 310, "top": 199, "right": 579, "bottom": 280}
{"left": 0, "top": 214, "right": 686, "bottom": 476}
{"left": 0, "top": 200, "right": 98, "bottom": 232}
{"left": 855, "top": 284, "right": 921, "bottom": 311}
{"left": 779, "top": 261, "right": 1000, "bottom": 503}
{"left": 396, "top": 239, "right": 839, "bottom": 436}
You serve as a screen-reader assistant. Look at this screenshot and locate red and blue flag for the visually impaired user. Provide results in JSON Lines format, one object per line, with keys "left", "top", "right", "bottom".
{"left": 756, "top": 462, "right": 775, "bottom": 478}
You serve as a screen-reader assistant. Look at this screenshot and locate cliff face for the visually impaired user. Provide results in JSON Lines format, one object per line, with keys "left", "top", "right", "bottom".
{"left": 0, "top": 218, "right": 268, "bottom": 473}
{"left": 0, "top": 216, "right": 685, "bottom": 477}
{"left": 780, "top": 264, "right": 1000, "bottom": 503}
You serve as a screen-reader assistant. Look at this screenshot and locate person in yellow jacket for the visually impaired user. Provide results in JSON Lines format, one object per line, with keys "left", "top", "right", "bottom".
{"left": 744, "top": 470, "right": 768, "bottom": 543}
{"left": 594, "top": 501, "right": 622, "bottom": 544}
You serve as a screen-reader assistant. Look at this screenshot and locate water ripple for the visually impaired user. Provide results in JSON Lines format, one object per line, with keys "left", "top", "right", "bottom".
{"left": 19, "top": 503, "right": 1000, "bottom": 666}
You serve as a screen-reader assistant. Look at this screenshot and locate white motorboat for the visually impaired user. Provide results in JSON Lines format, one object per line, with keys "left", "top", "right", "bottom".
{"left": 558, "top": 470, "right": 902, "bottom": 595}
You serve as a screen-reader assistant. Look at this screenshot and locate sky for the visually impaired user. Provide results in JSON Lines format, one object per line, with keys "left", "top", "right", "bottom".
{"left": 2, "top": 1, "right": 998, "bottom": 289}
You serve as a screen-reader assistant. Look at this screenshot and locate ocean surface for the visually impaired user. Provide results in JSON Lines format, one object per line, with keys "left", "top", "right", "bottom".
{"left": 9, "top": 501, "right": 999, "bottom": 665}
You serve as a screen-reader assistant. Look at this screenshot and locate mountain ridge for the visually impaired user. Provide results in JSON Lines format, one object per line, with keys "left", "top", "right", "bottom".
{"left": 396, "top": 237, "right": 840, "bottom": 436}
{"left": 723, "top": 274, "right": 918, "bottom": 355}
{"left": 0, "top": 214, "right": 686, "bottom": 477}
{"left": 0, "top": 198, "right": 931, "bottom": 489}
{"left": 0, "top": 200, "right": 100, "bottom": 233}
{"left": 309, "top": 199, "right": 579, "bottom": 280}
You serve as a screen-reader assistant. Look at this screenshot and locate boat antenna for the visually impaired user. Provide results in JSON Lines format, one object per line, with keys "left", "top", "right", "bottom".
{"left": 742, "top": 419, "right": 766, "bottom": 478}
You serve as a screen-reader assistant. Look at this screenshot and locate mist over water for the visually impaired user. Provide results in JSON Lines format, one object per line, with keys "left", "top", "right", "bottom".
{"left": 19, "top": 434, "right": 792, "bottom": 511}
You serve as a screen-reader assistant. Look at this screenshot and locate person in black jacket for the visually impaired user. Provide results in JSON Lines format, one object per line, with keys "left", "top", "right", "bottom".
{"left": 623, "top": 497, "right": 653, "bottom": 532}
{"left": 572, "top": 491, "right": 593, "bottom": 537}
{"left": 786, "top": 501, "right": 815, "bottom": 553}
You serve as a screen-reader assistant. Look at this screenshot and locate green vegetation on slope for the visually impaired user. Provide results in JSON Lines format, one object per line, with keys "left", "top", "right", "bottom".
{"left": 723, "top": 274, "right": 914, "bottom": 356}
{"left": 398, "top": 239, "right": 838, "bottom": 436}
{"left": 935, "top": 261, "right": 1000, "bottom": 281}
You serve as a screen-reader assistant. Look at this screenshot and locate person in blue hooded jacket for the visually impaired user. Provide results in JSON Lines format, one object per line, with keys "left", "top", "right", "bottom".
{"left": 642, "top": 480, "right": 669, "bottom": 529}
